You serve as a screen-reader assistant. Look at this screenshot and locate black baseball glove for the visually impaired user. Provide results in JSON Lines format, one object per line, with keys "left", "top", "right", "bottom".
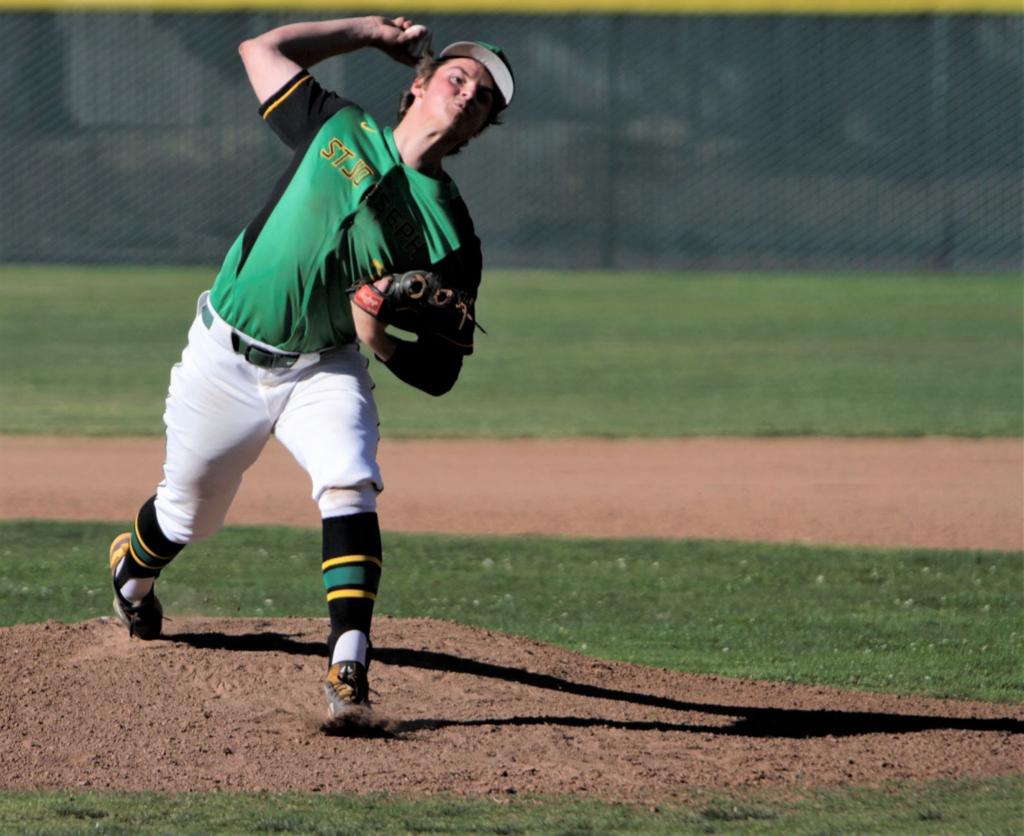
{"left": 351, "top": 270, "right": 482, "bottom": 340}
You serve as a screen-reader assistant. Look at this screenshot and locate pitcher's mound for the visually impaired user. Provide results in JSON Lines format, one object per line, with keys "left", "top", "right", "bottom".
{"left": 1, "top": 616, "right": 1020, "bottom": 801}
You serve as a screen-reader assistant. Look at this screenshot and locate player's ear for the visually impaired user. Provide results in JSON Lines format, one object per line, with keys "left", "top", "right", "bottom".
{"left": 410, "top": 75, "right": 427, "bottom": 99}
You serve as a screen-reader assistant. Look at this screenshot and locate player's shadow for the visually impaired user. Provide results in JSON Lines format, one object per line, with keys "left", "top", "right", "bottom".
{"left": 372, "top": 647, "right": 1024, "bottom": 740}
{"left": 168, "top": 630, "right": 326, "bottom": 657}
{"left": 166, "top": 631, "right": 1023, "bottom": 740}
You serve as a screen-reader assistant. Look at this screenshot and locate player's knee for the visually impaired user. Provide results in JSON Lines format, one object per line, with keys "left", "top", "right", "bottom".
{"left": 318, "top": 484, "right": 379, "bottom": 518}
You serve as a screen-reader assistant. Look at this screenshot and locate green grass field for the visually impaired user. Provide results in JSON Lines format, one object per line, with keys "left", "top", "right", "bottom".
{"left": 0, "top": 266, "right": 1020, "bottom": 437}
{"left": 2, "top": 521, "right": 1021, "bottom": 704}
{"left": 0, "top": 520, "right": 1022, "bottom": 832}
{"left": 1, "top": 266, "right": 1021, "bottom": 832}
{"left": 2, "top": 777, "right": 1022, "bottom": 835}
{"left": 0, "top": 522, "right": 1019, "bottom": 827}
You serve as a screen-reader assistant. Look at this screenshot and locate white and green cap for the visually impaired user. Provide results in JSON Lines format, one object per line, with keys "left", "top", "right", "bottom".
{"left": 438, "top": 40, "right": 515, "bottom": 108}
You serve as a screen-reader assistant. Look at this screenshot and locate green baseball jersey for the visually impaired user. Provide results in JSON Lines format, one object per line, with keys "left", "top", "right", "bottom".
{"left": 210, "top": 70, "right": 482, "bottom": 354}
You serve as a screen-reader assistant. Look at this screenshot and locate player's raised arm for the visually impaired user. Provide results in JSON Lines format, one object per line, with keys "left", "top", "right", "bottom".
{"left": 238, "top": 15, "right": 430, "bottom": 104}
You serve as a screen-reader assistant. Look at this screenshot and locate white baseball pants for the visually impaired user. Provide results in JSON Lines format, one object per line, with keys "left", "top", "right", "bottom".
{"left": 153, "top": 292, "right": 383, "bottom": 544}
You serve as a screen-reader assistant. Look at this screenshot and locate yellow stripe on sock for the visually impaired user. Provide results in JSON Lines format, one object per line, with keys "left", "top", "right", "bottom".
{"left": 326, "top": 589, "right": 377, "bottom": 602}
{"left": 322, "top": 555, "right": 382, "bottom": 571}
{"left": 127, "top": 543, "right": 155, "bottom": 571}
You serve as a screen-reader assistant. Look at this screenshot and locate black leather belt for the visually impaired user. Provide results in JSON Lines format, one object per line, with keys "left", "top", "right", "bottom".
{"left": 201, "top": 302, "right": 301, "bottom": 370}
{"left": 230, "top": 333, "right": 301, "bottom": 369}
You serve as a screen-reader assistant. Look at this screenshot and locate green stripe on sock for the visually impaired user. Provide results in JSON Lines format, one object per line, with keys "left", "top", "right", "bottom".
{"left": 322, "top": 564, "right": 380, "bottom": 591}
{"left": 130, "top": 530, "right": 173, "bottom": 569}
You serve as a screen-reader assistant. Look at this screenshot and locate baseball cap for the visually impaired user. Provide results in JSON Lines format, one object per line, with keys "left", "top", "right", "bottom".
{"left": 438, "top": 41, "right": 515, "bottom": 108}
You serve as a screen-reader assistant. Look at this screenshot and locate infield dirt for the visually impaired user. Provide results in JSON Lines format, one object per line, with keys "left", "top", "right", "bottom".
{"left": 0, "top": 435, "right": 1021, "bottom": 801}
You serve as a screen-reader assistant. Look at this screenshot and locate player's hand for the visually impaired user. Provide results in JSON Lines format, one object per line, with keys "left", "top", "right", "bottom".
{"left": 352, "top": 277, "right": 397, "bottom": 360}
{"left": 368, "top": 16, "right": 432, "bottom": 66}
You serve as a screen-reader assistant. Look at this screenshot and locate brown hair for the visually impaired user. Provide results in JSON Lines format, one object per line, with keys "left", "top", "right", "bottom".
{"left": 396, "top": 55, "right": 505, "bottom": 156}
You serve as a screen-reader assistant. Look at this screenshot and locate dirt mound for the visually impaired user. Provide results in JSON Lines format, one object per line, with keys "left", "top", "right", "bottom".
{"left": 2, "top": 435, "right": 1021, "bottom": 799}
{"left": 2, "top": 616, "right": 1021, "bottom": 801}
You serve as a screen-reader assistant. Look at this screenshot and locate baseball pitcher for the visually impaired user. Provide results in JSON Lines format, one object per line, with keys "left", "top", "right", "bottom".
{"left": 106, "top": 14, "right": 514, "bottom": 723}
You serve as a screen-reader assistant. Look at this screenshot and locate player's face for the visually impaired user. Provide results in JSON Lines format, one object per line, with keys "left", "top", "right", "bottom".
{"left": 417, "top": 58, "right": 495, "bottom": 141}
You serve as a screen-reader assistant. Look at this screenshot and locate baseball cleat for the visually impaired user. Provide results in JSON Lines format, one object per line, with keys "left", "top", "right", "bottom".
{"left": 109, "top": 532, "right": 163, "bottom": 641}
{"left": 323, "top": 660, "right": 371, "bottom": 720}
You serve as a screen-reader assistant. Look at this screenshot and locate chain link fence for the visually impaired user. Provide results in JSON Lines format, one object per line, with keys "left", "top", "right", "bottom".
{"left": 0, "top": 11, "right": 1021, "bottom": 270}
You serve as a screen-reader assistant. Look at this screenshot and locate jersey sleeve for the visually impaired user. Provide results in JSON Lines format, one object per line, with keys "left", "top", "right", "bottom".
{"left": 258, "top": 70, "right": 353, "bottom": 149}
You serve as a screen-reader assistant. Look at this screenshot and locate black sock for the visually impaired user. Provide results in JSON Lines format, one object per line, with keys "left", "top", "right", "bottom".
{"left": 321, "top": 512, "right": 383, "bottom": 663}
{"left": 115, "top": 495, "right": 185, "bottom": 587}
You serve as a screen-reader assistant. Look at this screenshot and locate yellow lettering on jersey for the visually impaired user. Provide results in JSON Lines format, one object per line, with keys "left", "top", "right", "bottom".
{"left": 320, "top": 138, "right": 345, "bottom": 162}
{"left": 330, "top": 149, "right": 355, "bottom": 169}
{"left": 348, "top": 160, "right": 375, "bottom": 187}
{"left": 320, "top": 138, "right": 376, "bottom": 187}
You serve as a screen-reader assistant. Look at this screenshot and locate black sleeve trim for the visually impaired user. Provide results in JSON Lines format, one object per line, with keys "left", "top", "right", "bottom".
{"left": 257, "top": 69, "right": 354, "bottom": 149}
{"left": 259, "top": 72, "right": 313, "bottom": 119}
{"left": 381, "top": 337, "right": 464, "bottom": 397}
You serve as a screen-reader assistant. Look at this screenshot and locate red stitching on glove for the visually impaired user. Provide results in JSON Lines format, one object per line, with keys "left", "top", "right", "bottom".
{"left": 353, "top": 283, "right": 384, "bottom": 317}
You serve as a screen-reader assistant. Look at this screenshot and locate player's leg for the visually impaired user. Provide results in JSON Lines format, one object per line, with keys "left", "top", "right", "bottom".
{"left": 109, "top": 496, "right": 183, "bottom": 640}
{"left": 155, "top": 315, "right": 275, "bottom": 543}
{"left": 110, "top": 303, "right": 274, "bottom": 638}
{"left": 318, "top": 509, "right": 382, "bottom": 716}
{"left": 274, "top": 346, "right": 383, "bottom": 716}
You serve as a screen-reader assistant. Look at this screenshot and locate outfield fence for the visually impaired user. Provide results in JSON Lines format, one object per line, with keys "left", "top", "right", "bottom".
{"left": 0, "top": 4, "right": 1021, "bottom": 270}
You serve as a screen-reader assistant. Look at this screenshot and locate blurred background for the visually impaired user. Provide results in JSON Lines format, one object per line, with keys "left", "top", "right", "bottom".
{"left": 0, "top": 2, "right": 1021, "bottom": 272}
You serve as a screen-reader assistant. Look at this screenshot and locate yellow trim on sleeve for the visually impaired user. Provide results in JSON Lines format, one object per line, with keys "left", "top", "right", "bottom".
{"left": 0, "top": 0, "right": 1020, "bottom": 14}
{"left": 326, "top": 589, "right": 378, "bottom": 601}
{"left": 262, "top": 74, "right": 311, "bottom": 121}
{"left": 322, "top": 555, "right": 383, "bottom": 571}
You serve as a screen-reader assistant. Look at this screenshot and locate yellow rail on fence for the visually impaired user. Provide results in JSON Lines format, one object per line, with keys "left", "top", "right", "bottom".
{"left": 0, "top": 0, "right": 1020, "bottom": 14}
